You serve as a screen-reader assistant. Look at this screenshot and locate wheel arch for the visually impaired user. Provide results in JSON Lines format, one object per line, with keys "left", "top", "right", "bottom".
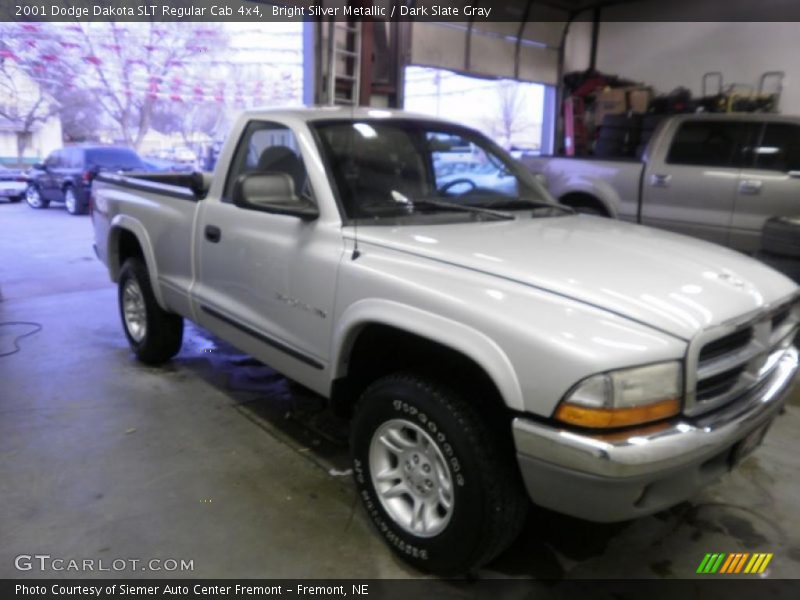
{"left": 107, "top": 216, "right": 167, "bottom": 309}
{"left": 559, "top": 190, "right": 614, "bottom": 216}
{"left": 330, "top": 300, "right": 524, "bottom": 417}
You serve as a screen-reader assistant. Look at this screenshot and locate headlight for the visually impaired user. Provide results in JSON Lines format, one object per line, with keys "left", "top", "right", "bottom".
{"left": 554, "top": 361, "right": 682, "bottom": 428}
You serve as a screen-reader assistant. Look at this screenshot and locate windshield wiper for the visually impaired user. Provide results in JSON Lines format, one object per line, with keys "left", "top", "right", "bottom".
{"left": 411, "top": 198, "right": 515, "bottom": 220}
{"left": 479, "top": 198, "right": 575, "bottom": 213}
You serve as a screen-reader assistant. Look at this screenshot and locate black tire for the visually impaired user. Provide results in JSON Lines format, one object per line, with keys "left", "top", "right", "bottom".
{"left": 598, "top": 126, "right": 627, "bottom": 143}
{"left": 601, "top": 114, "right": 641, "bottom": 129}
{"left": 595, "top": 139, "right": 626, "bottom": 158}
{"left": 761, "top": 216, "right": 800, "bottom": 258}
{"left": 642, "top": 114, "right": 665, "bottom": 130}
{"left": 351, "top": 373, "right": 528, "bottom": 575}
{"left": 25, "top": 184, "right": 49, "bottom": 209}
{"left": 64, "top": 185, "right": 87, "bottom": 215}
{"left": 118, "top": 258, "right": 183, "bottom": 364}
{"left": 8, "top": 195, "right": 22, "bottom": 203}
{"left": 755, "top": 250, "right": 800, "bottom": 283}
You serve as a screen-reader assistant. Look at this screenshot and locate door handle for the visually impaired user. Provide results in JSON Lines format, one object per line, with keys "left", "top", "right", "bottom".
{"left": 739, "top": 179, "right": 763, "bottom": 195}
{"left": 650, "top": 173, "right": 671, "bottom": 187}
{"left": 204, "top": 225, "right": 222, "bottom": 243}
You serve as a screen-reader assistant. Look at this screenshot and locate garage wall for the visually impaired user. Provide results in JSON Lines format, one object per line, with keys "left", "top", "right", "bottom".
{"left": 564, "top": 0, "right": 800, "bottom": 115}
{"left": 593, "top": 22, "right": 800, "bottom": 114}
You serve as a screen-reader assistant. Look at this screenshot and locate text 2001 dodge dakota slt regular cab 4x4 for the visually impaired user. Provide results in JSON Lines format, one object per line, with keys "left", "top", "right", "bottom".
{"left": 91, "top": 108, "right": 800, "bottom": 575}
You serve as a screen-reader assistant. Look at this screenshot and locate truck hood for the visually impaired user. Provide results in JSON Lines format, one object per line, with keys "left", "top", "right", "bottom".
{"left": 357, "top": 215, "right": 799, "bottom": 340}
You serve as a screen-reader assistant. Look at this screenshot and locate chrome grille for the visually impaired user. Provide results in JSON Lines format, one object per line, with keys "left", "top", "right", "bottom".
{"left": 685, "top": 297, "right": 799, "bottom": 416}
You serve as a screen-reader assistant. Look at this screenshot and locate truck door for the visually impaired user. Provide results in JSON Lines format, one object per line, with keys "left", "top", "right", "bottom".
{"left": 192, "top": 119, "right": 342, "bottom": 389}
{"left": 730, "top": 121, "right": 800, "bottom": 253}
{"left": 40, "top": 150, "right": 62, "bottom": 201}
{"left": 641, "top": 119, "right": 756, "bottom": 247}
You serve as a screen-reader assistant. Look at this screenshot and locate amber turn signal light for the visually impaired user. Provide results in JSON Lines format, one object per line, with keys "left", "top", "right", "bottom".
{"left": 554, "top": 398, "right": 680, "bottom": 429}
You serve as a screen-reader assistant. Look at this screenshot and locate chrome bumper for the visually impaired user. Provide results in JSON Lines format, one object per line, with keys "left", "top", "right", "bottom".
{"left": 512, "top": 346, "right": 798, "bottom": 521}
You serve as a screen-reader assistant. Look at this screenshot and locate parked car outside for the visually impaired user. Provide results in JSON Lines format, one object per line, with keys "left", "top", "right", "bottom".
{"left": 26, "top": 145, "right": 146, "bottom": 215}
{"left": 0, "top": 164, "right": 27, "bottom": 203}
{"left": 142, "top": 157, "right": 195, "bottom": 173}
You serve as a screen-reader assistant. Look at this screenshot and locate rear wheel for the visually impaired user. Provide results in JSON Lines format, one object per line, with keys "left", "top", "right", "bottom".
{"left": 64, "top": 186, "right": 86, "bottom": 215}
{"left": 25, "top": 184, "right": 48, "bottom": 209}
{"left": 118, "top": 258, "right": 183, "bottom": 364}
{"left": 351, "top": 373, "right": 528, "bottom": 575}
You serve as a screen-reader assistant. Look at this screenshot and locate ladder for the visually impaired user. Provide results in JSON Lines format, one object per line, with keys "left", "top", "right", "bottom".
{"left": 326, "top": 20, "right": 362, "bottom": 106}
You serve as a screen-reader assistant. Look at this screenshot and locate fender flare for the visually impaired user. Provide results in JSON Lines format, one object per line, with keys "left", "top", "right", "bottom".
{"left": 557, "top": 180, "right": 621, "bottom": 218}
{"left": 108, "top": 214, "right": 167, "bottom": 309}
{"left": 332, "top": 299, "right": 525, "bottom": 411}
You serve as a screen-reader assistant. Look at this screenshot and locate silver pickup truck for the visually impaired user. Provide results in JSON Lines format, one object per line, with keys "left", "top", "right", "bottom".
{"left": 527, "top": 113, "right": 800, "bottom": 254}
{"left": 92, "top": 108, "right": 799, "bottom": 575}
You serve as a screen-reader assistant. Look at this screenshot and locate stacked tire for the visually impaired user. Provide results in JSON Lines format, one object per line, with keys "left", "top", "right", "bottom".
{"left": 756, "top": 216, "right": 800, "bottom": 283}
{"left": 595, "top": 114, "right": 642, "bottom": 158}
{"left": 636, "top": 114, "right": 666, "bottom": 158}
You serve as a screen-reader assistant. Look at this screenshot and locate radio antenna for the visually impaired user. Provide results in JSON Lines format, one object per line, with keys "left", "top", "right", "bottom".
{"left": 349, "top": 56, "right": 361, "bottom": 260}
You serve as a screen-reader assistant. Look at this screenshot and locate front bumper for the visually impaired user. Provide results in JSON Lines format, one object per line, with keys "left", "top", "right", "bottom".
{"left": 512, "top": 346, "right": 798, "bottom": 522}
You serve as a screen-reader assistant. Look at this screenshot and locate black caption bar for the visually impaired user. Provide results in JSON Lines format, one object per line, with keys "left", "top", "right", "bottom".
{"left": 4, "top": 0, "right": 800, "bottom": 22}
{"left": 4, "top": 579, "right": 800, "bottom": 600}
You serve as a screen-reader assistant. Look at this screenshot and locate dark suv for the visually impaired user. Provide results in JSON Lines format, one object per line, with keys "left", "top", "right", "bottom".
{"left": 26, "top": 146, "right": 146, "bottom": 215}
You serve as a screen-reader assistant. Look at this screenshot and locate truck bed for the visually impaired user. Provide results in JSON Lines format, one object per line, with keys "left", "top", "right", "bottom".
{"left": 95, "top": 171, "right": 212, "bottom": 200}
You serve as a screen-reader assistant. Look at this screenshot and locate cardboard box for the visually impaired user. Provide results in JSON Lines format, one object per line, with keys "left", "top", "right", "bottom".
{"left": 594, "top": 88, "right": 627, "bottom": 126}
{"left": 627, "top": 88, "right": 653, "bottom": 114}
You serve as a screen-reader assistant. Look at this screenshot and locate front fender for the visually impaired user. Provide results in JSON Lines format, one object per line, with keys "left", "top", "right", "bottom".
{"left": 332, "top": 298, "right": 525, "bottom": 411}
{"left": 108, "top": 215, "right": 167, "bottom": 310}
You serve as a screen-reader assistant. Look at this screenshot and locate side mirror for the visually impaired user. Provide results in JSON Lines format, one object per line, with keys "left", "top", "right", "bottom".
{"left": 33, "top": 162, "right": 46, "bottom": 171}
{"left": 232, "top": 172, "right": 319, "bottom": 221}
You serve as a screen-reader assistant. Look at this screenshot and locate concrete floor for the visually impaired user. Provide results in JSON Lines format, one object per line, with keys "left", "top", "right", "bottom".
{"left": 1, "top": 200, "right": 799, "bottom": 580}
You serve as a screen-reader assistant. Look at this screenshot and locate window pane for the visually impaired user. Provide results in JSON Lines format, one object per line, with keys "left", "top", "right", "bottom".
{"left": 404, "top": 66, "right": 546, "bottom": 155}
{"left": 45, "top": 151, "right": 61, "bottom": 168}
{"left": 428, "top": 132, "right": 518, "bottom": 196}
{"left": 753, "top": 124, "right": 800, "bottom": 172}
{"left": 86, "top": 148, "right": 144, "bottom": 170}
{"left": 313, "top": 120, "right": 537, "bottom": 220}
{"left": 224, "top": 122, "right": 309, "bottom": 203}
{"left": 667, "top": 121, "right": 751, "bottom": 167}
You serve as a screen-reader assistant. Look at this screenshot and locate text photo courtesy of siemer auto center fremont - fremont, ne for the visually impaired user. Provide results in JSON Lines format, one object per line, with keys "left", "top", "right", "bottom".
{"left": 1, "top": 0, "right": 800, "bottom": 598}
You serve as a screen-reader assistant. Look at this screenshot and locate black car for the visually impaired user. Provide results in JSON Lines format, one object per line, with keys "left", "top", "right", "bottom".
{"left": 26, "top": 146, "right": 146, "bottom": 215}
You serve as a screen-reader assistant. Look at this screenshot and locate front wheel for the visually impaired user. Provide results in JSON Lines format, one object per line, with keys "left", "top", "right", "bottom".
{"left": 351, "top": 373, "right": 528, "bottom": 575}
{"left": 25, "top": 184, "right": 48, "bottom": 209}
{"left": 118, "top": 258, "right": 183, "bottom": 365}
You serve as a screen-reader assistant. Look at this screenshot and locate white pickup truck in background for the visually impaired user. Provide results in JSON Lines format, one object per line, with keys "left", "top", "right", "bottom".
{"left": 92, "top": 108, "right": 800, "bottom": 575}
{"left": 526, "top": 114, "right": 800, "bottom": 276}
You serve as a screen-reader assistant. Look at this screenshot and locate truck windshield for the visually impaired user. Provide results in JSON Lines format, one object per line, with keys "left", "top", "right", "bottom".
{"left": 312, "top": 119, "right": 554, "bottom": 221}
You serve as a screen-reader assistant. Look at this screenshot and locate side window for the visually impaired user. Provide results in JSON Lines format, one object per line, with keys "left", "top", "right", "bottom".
{"left": 64, "top": 148, "right": 79, "bottom": 168}
{"left": 45, "top": 150, "right": 61, "bottom": 168}
{"left": 224, "top": 121, "right": 311, "bottom": 204}
{"left": 752, "top": 124, "right": 800, "bottom": 172}
{"left": 667, "top": 121, "right": 751, "bottom": 168}
{"left": 428, "top": 132, "right": 518, "bottom": 197}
